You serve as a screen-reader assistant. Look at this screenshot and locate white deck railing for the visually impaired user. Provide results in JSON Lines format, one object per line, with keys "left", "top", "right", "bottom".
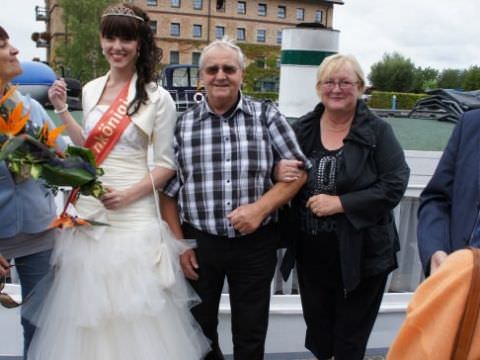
{"left": 0, "top": 150, "right": 441, "bottom": 356}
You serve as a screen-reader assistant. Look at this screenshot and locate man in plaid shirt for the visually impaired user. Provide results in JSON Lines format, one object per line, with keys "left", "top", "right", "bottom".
{"left": 162, "top": 38, "right": 308, "bottom": 360}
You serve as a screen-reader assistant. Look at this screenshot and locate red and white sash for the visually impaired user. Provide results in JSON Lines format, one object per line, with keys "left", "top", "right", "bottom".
{"left": 84, "top": 79, "right": 132, "bottom": 165}
{"left": 58, "top": 79, "right": 133, "bottom": 216}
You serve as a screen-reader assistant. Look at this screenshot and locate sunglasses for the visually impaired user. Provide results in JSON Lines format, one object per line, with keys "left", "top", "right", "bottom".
{"left": 204, "top": 64, "right": 239, "bottom": 75}
{"left": 0, "top": 266, "right": 22, "bottom": 308}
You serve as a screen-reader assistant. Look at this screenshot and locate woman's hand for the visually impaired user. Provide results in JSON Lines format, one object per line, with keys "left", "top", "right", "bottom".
{"left": 48, "top": 78, "right": 68, "bottom": 111}
{"left": 101, "top": 187, "right": 132, "bottom": 210}
{"left": 306, "top": 194, "right": 344, "bottom": 217}
{"left": 274, "top": 159, "right": 305, "bottom": 183}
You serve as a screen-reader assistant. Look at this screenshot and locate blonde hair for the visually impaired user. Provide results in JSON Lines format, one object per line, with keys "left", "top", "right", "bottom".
{"left": 315, "top": 53, "right": 366, "bottom": 99}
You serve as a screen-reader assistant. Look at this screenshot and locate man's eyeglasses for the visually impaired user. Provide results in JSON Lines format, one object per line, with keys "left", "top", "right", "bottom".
{"left": 0, "top": 273, "right": 21, "bottom": 308}
{"left": 320, "top": 80, "right": 359, "bottom": 90}
{"left": 204, "top": 64, "right": 239, "bottom": 75}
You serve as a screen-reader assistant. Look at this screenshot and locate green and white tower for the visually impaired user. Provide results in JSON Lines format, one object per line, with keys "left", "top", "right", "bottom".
{"left": 279, "top": 27, "right": 339, "bottom": 118}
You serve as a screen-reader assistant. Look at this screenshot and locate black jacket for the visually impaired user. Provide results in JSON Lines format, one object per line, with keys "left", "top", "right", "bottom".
{"left": 286, "top": 100, "right": 410, "bottom": 292}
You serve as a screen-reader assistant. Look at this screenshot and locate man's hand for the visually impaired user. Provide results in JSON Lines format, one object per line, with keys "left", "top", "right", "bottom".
{"left": 430, "top": 250, "right": 448, "bottom": 274}
{"left": 306, "top": 194, "right": 343, "bottom": 217}
{"left": 0, "top": 256, "right": 10, "bottom": 277}
{"left": 227, "top": 203, "right": 264, "bottom": 235}
{"left": 180, "top": 249, "right": 199, "bottom": 280}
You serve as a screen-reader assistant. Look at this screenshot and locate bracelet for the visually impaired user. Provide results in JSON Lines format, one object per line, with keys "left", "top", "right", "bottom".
{"left": 54, "top": 104, "right": 69, "bottom": 114}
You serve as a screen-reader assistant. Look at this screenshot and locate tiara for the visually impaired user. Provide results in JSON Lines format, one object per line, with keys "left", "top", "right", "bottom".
{"left": 102, "top": 5, "right": 145, "bottom": 22}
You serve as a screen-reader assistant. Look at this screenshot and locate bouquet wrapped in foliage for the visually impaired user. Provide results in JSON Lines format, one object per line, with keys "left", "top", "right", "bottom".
{"left": 0, "top": 86, "right": 105, "bottom": 200}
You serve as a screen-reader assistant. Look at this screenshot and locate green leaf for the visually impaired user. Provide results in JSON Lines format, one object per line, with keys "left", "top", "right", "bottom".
{"left": 30, "top": 163, "right": 43, "bottom": 179}
{"left": 0, "top": 136, "right": 26, "bottom": 160}
{"left": 80, "top": 180, "right": 105, "bottom": 199}
{"left": 65, "top": 145, "right": 96, "bottom": 168}
{"left": 40, "top": 163, "right": 95, "bottom": 187}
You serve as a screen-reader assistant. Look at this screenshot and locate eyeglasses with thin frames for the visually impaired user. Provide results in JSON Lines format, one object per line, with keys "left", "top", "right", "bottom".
{"left": 204, "top": 64, "right": 239, "bottom": 75}
{"left": 320, "top": 80, "right": 359, "bottom": 90}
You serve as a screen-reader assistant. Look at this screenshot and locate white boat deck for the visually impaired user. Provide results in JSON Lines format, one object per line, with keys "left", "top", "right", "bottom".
{"left": 0, "top": 150, "right": 439, "bottom": 358}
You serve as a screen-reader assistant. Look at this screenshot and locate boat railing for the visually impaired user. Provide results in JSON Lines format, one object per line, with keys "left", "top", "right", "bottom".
{"left": 167, "top": 89, "right": 207, "bottom": 113}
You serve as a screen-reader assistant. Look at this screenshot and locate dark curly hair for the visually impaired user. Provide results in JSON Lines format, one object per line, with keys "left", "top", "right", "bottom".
{"left": 0, "top": 26, "right": 9, "bottom": 41}
{"left": 100, "top": 3, "right": 161, "bottom": 116}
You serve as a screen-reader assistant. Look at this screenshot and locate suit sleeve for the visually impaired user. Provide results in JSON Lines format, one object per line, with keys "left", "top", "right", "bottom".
{"left": 417, "top": 116, "right": 464, "bottom": 275}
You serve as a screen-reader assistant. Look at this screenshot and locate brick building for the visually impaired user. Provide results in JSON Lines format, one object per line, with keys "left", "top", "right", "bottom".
{"left": 36, "top": 0, "right": 343, "bottom": 67}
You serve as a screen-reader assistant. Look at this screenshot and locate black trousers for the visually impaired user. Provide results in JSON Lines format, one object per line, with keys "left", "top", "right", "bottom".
{"left": 182, "top": 223, "right": 278, "bottom": 360}
{"left": 296, "top": 232, "right": 388, "bottom": 360}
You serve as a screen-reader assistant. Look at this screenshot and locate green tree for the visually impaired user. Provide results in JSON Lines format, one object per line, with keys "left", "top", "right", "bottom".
{"left": 412, "top": 66, "right": 438, "bottom": 92}
{"left": 462, "top": 66, "right": 480, "bottom": 91}
{"left": 240, "top": 44, "right": 280, "bottom": 94}
{"left": 56, "top": 0, "right": 116, "bottom": 83}
{"left": 368, "top": 52, "right": 416, "bottom": 92}
{"left": 437, "top": 69, "right": 464, "bottom": 89}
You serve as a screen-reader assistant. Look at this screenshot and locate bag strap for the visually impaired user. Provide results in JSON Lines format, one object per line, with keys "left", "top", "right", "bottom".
{"left": 452, "top": 247, "right": 480, "bottom": 360}
{"left": 149, "top": 172, "right": 163, "bottom": 223}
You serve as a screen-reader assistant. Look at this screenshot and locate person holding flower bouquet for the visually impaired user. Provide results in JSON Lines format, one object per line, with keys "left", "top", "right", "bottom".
{"left": 0, "top": 256, "right": 10, "bottom": 276}
{"left": 0, "top": 25, "right": 67, "bottom": 359}
{"left": 25, "top": 3, "right": 210, "bottom": 360}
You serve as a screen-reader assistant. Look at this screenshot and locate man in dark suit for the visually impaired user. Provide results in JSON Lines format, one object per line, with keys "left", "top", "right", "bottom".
{"left": 418, "top": 109, "right": 480, "bottom": 275}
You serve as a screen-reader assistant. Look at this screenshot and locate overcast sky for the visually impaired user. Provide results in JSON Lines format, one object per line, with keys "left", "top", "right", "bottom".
{"left": 2, "top": 0, "right": 480, "bottom": 76}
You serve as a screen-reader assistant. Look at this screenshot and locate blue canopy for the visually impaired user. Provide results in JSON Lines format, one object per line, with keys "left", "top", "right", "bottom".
{"left": 12, "top": 61, "right": 56, "bottom": 86}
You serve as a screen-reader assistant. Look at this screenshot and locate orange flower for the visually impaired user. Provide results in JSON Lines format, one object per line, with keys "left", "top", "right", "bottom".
{"left": 49, "top": 214, "right": 90, "bottom": 229}
{"left": 0, "top": 86, "right": 16, "bottom": 107}
{"left": 39, "top": 122, "right": 65, "bottom": 148}
{"left": 0, "top": 87, "right": 30, "bottom": 137}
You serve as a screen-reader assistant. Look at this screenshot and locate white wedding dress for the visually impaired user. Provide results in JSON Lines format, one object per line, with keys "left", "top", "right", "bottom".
{"left": 27, "top": 106, "right": 210, "bottom": 360}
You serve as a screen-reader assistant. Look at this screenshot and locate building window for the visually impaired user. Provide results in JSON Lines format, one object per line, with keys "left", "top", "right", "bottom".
{"left": 171, "top": 0, "right": 181, "bottom": 8}
{"left": 255, "top": 57, "right": 265, "bottom": 68}
{"left": 276, "top": 30, "right": 282, "bottom": 45}
{"left": 215, "top": 26, "right": 225, "bottom": 39}
{"left": 193, "top": 0, "right": 202, "bottom": 9}
{"left": 315, "top": 10, "right": 323, "bottom": 23}
{"left": 296, "top": 8, "right": 304, "bottom": 21}
{"left": 216, "top": 0, "right": 225, "bottom": 11}
{"left": 257, "top": 29, "right": 266, "bottom": 43}
{"left": 192, "top": 52, "right": 201, "bottom": 65}
{"left": 170, "top": 23, "right": 180, "bottom": 36}
{"left": 278, "top": 6, "right": 286, "bottom": 19}
{"left": 170, "top": 51, "right": 179, "bottom": 64}
{"left": 237, "top": 27, "right": 246, "bottom": 41}
{"left": 193, "top": 24, "right": 202, "bottom": 38}
{"left": 147, "top": 0, "right": 157, "bottom": 6}
{"left": 237, "top": 1, "right": 246, "bottom": 15}
{"left": 149, "top": 21, "right": 157, "bottom": 34}
{"left": 258, "top": 3, "right": 267, "bottom": 17}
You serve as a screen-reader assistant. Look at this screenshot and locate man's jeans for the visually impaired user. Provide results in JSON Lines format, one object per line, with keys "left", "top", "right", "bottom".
{"left": 14, "top": 249, "right": 52, "bottom": 359}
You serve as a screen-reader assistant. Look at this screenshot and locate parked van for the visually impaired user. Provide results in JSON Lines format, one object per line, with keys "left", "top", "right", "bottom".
{"left": 159, "top": 64, "right": 206, "bottom": 112}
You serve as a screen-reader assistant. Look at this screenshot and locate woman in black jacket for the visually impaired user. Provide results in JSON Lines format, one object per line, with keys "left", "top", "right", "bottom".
{"left": 277, "top": 54, "right": 409, "bottom": 360}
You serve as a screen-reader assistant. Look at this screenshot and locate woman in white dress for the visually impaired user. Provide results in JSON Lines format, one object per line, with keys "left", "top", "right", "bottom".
{"left": 27, "top": 3, "right": 210, "bottom": 359}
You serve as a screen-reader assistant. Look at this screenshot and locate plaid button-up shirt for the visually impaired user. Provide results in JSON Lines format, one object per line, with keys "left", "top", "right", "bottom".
{"left": 164, "top": 95, "right": 308, "bottom": 238}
